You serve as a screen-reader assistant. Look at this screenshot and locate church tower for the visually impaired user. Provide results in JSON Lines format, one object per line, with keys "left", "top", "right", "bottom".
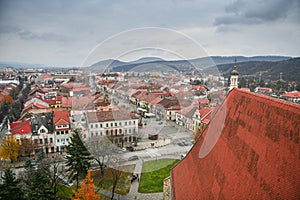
{"left": 230, "top": 58, "right": 239, "bottom": 89}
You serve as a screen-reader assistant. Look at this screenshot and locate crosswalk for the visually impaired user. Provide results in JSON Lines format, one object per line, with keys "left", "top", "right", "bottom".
{"left": 146, "top": 148, "right": 161, "bottom": 158}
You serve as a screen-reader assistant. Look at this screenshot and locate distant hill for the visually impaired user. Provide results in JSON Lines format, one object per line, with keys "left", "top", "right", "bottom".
{"left": 127, "top": 57, "right": 165, "bottom": 64}
{"left": 87, "top": 59, "right": 127, "bottom": 72}
{"left": 88, "top": 55, "right": 291, "bottom": 73}
{"left": 217, "top": 57, "right": 300, "bottom": 82}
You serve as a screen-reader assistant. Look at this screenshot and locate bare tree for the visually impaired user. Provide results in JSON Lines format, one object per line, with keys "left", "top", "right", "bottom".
{"left": 110, "top": 156, "right": 124, "bottom": 200}
{"left": 38, "top": 155, "right": 66, "bottom": 198}
{"left": 86, "top": 137, "right": 117, "bottom": 179}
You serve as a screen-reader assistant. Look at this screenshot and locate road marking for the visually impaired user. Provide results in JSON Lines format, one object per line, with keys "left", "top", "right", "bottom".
{"left": 146, "top": 148, "right": 161, "bottom": 158}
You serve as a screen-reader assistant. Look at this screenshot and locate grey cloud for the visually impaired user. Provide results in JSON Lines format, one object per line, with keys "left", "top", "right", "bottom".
{"left": 214, "top": 0, "right": 299, "bottom": 26}
{"left": 15, "top": 29, "right": 69, "bottom": 42}
{"left": 0, "top": 26, "right": 20, "bottom": 34}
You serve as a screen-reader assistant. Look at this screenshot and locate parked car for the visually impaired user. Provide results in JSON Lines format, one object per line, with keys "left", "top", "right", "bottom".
{"left": 126, "top": 146, "right": 134, "bottom": 152}
{"left": 128, "top": 155, "right": 139, "bottom": 161}
{"left": 177, "top": 142, "right": 185, "bottom": 146}
{"left": 64, "top": 155, "right": 71, "bottom": 159}
{"left": 58, "top": 175, "right": 73, "bottom": 187}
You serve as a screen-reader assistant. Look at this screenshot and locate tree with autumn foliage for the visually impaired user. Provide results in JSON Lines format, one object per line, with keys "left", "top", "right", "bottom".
{"left": 0, "top": 136, "right": 19, "bottom": 162}
{"left": 193, "top": 123, "right": 207, "bottom": 141}
{"left": 71, "top": 171, "right": 100, "bottom": 200}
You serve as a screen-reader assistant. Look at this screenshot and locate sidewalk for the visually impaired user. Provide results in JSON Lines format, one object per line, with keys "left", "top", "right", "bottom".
{"left": 134, "top": 138, "right": 171, "bottom": 151}
{"left": 100, "top": 158, "right": 165, "bottom": 200}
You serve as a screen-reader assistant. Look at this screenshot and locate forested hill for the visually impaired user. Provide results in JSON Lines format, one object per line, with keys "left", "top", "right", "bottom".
{"left": 217, "top": 57, "right": 300, "bottom": 82}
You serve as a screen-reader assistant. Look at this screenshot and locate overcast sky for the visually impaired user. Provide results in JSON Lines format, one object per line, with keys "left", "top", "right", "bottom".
{"left": 0, "top": 0, "right": 299, "bottom": 66}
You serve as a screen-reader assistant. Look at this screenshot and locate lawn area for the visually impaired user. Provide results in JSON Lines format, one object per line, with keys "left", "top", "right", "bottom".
{"left": 57, "top": 184, "right": 111, "bottom": 200}
{"left": 91, "top": 164, "right": 135, "bottom": 195}
{"left": 57, "top": 184, "right": 76, "bottom": 199}
{"left": 138, "top": 158, "right": 179, "bottom": 193}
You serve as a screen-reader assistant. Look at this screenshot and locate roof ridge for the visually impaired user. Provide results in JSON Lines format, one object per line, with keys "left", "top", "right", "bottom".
{"left": 230, "top": 88, "right": 300, "bottom": 110}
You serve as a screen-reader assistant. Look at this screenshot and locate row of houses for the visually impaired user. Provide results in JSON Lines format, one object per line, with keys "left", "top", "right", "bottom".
{"left": 8, "top": 110, "right": 71, "bottom": 154}
{"left": 4, "top": 71, "right": 143, "bottom": 156}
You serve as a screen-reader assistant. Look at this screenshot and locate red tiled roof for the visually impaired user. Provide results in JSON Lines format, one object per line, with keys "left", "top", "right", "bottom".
{"left": 40, "top": 74, "right": 52, "bottom": 79}
{"left": 10, "top": 120, "right": 32, "bottom": 135}
{"left": 178, "top": 104, "right": 198, "bottom": 118}
{"left": 70, "top": 87, "right": 91, "bottom": 92}
{"left": 56, "top": 96, "right": 62, "bottom": 101}
{"left": 62, "top": 96, "right": 94, "bottom": 109}
{"left": 282, "top": 91, "right": 300, "bottom": 98}
{"left": 87, "top": 109, "right": 139, "bottom": 123}
{"left": 150, "top": 96, "right": 163, "bottom": 105}
{"left": 199, "top": 107, "right": 212, "bottom": 117}
{"left": 22, "top": 102, "right": 49, "bottom": 113}
{"left": 43, "top": 99, "right": 56, "bottom": 105}
{"left": 171, "top": 88, "right": 300, "bottom": 199}
{"left": 53, "top": 110, "right": 70, "bottom": 126}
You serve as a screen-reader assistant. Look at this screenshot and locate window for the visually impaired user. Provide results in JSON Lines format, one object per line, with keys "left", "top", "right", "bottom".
{"left": 110, "top": 123, "right": 113, "bottom": 127}
{"left": 96, "top": 132, "right": 98, "bottom": 136}
{"left": 50, "top": 138, "right": 53, "bottom": 143}
{"left": 57, "top": 131, "right": 60, "bottom": 135}
{"left": 90, "top": 124, "right": 93, "bottom": 129}
{"left": 115, "top": 123, "right": 117, "bottom": 126}
{"left": 125, "top": 122, "right": 127, "bottom": 126}
{"left": 91, "top": 132, "right": 94, "bottom": 137}
{"left": 100, "top": 124, "right": 102, "bottom": 128}
{"left": 40, "top": 139, "right": 43, "bottom": 144}
{"left": 57, "top": 139, "right": 60, "bottom": 143}
{"left": 129, "top": 121, "right": 131, "bottom": 125}
{"left": 95, "top": 124, "right": 98, "bottom": 128}
{"left": 133, "top": 121, "right": 136, "bottom": 125}
{"left": 40, "top": 129, "right": 46, "bottom": 133}
{"left": 106, "top": 123, "right": 108, "bottom": 127}
{"left": 119, "top": 122, "right": 121, "bottom": 126}
{"left": 129, "top": 129, "right": 131, "bottom": 133}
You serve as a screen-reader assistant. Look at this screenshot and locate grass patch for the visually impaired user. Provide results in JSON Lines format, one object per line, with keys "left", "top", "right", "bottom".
{"left": 56, "top": 184, "right": 76, "bottom": 199}
{"left": 139, "top": 159, "right": 179, "bottom": 193}
{"left": 91, "top": 164, "right": 135, "bottom": 195}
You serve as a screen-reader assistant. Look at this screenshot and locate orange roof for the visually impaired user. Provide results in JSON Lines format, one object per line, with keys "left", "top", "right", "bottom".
{"left": 53, "top": 110, "right": 70, "bottom": 126}
{"left": 40, "top": 74, "right": 52, "bottom": 79}
{"left": 150, "top": 96, "right": 163, "bottom": 105}
{"left": 199, "top": 107, "right": 212, "bottom": 117}
{"left": 70, "top": 87, "right": 91, "bottom": 92}
{"left": 282, "top": 91, "right": 300, "bottom": 98}
{"left": 171, "top": 88, "right": 300, "bottom": 199}
{"left": 62, "top": 96, "right": 94, "bottom": 109}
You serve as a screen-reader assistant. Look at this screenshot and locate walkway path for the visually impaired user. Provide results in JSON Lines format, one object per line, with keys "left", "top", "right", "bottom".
{"left": 100, "top": 155, "right": 173, "bottom": 200}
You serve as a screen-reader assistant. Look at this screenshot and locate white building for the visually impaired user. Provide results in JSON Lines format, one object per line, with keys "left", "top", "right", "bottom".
{"left": 86, "top": 110, "right": 139, "bottom": 146}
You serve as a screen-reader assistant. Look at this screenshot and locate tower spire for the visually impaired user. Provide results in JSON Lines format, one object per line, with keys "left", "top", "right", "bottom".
{"left": 234, "top": 57, "right": 237, "bottom": 69}
{"left": 230, "top": 57, "right": 239, "bottom": 89}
